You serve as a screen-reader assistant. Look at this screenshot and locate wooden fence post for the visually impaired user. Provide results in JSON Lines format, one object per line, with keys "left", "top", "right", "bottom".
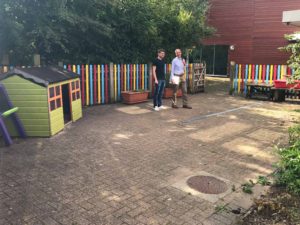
{"left": 148, "top": 63, "right": 153, "bottom": 95}
{"left": 109, "top": 62, "right": 114, "bottom": 103}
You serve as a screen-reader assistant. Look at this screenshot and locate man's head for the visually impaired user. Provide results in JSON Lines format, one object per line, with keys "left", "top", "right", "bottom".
{"left": 157, "top": 49, "right": 165, "bottom": 59}
{"left": 175, "top": 49, "right": 182, "bottom": 58}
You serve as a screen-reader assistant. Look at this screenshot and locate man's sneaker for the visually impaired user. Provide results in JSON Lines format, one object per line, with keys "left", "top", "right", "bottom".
{"left": 159, "top": 105, "right": 167, "bottom": 110}
{"left": 183, "top": 105, "right": 192, "bottom": 109}
{"left": 154, "top": 106, "right": 160, "bottom": 111}
{"left": 172, "top": 104, "right": 179, "bottom": 109}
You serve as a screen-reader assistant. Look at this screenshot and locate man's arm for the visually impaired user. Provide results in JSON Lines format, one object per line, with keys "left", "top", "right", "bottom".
{"left": 152, "top": 65, "right": 158, "bottom": 84}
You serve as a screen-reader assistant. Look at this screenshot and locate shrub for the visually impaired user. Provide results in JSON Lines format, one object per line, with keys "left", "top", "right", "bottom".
{"left": 275, "top": 125, "right": 300, "bottom": 195}
{"left": 279, "top": 32, "right": 300, "bottom": 80}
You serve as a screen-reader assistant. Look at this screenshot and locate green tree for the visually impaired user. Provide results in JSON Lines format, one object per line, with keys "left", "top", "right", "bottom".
{"left": 0, "top": 0, "right": 213, "bottom": 64}
{"left": 280, "top": 32, "right": 300, "bottom": 80}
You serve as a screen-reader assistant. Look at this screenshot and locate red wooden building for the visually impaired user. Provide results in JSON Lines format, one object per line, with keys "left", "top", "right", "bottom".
{"left": 202, "top": 0, "right": 300, "bottom": 75}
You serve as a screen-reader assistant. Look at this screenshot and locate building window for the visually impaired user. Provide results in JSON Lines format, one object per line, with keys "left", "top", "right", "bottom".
{"left": 48, "top": 85, "right": 62, "bottom": 111}
{"left": 71, "top": 80, "right": 80, "bottom": 101}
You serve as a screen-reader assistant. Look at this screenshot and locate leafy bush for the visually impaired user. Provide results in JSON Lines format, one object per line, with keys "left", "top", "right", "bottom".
{"left": 275, "top": 125, "right": 300, "bottom": 195}
{"left": 279, "top": 32, "right": 300, "bottom": 80}
{"left": 288, "top": 125, "right": 300, "bottom": 144}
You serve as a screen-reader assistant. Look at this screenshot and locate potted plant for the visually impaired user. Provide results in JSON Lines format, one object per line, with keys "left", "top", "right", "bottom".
{"left": 121, "top": 89, "right": 150, "bottom": 104}
{"left": 163, "top": 73, "right": 182, "bottom": 98}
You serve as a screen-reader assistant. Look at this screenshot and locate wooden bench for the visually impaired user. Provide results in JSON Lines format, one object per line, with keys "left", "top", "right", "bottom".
{"left": 246, "top": 82, "right": 300, "bottom": 102}
{"left": 246, "top": 83, "right": 274, "bottom": 100}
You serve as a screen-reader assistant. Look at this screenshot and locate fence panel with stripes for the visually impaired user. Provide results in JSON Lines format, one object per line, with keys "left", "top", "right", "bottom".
{"left": 233, "top": 64, "right": 294, "bottom": 94}
{"left": 65, "top": 64, "right": 149, "bottom": 106}
{"left": 1, "top": 63, "right": 195, "bottom": 106}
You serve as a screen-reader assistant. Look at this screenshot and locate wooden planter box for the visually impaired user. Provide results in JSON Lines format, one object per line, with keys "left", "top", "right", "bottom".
{"left": 163, "top": 87, "right": 182, "bottom": 98}
{"left": 121, "top": 91, "right": 149, "bottom": 104}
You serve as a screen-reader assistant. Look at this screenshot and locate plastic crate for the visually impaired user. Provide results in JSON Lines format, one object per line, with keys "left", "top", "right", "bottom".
{"left": 274, "top": 80, "right": 287, "bottom": 88}
{"left": 274, "top": 80, "right": 300, "bottom": 89}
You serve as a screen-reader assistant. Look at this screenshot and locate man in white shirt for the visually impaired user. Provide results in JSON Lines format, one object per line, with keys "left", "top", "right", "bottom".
{"left": 170, "top": 49, "right": 192, "bottom": 109}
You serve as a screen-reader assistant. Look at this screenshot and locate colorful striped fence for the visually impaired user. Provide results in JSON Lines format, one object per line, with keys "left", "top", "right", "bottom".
{"left": 66, "top": 63, "right": 195, "bottom": 106}
{"left": 65, "top": 64, "right": 149, "bottom": 106}
{"left": 233, "top": 64, "right": 293, "bottom": 94}
{"left": 1, "top": 63, "right": 196, "bottom": 107}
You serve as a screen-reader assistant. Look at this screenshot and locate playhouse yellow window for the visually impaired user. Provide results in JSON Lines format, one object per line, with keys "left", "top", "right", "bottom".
{"left": 71, "top": 80, "right": 80, "bottom": 101}
{"left": 55, "top": 86, "right": 60, "bottom": 95}
{"left": 50, "top": 100, "right": 56, "bottom": 111}
{"left": 48, "top": 85, "right": 62, "bottom": 111}
{"left": 49, "top": 87, "right": 55, "bottom": 98}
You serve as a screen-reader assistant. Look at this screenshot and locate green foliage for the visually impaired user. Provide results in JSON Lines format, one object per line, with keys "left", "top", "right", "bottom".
{"left": 0, "top": 0, "right": 213, "bottom": 64}
{"left": 215, "top": 204, "right": 229, "bottom": 213}
{"left": 242, "top": 180, "right": 255, "bottom": 194}
{"left": 257, "top": 176, "right": 272, "bottom": 186}
{"left": 288, "top": 125, "right": 300, "bottom": 144}
{"left": 279, "top": 32, "right": 300, "bottom": 80}
{"left": 275, "top": 125, "right": 300, "bottom": 195}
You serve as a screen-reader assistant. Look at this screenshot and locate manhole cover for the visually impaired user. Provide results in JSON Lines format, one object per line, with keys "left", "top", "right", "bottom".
{"left": 187, "top": 176, "right": 228, "bottom": 194}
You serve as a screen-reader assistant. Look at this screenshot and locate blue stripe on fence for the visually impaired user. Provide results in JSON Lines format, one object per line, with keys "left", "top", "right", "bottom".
{"left": 89, "top": 65, "right": 93, "bottom": 105}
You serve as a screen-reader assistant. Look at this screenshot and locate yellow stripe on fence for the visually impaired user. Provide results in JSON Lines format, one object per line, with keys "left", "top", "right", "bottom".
{"left": 124, "top": 64, "right": 127, "bottom": 91}
{"left": 270, "top": 65, "right": 274, "bottom": 84}
{"left": 85, "top": 64, "right": 89, "bottom": 106}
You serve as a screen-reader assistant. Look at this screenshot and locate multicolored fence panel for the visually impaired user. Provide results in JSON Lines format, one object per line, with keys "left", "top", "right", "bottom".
{"left": 65, "top": 64, "right": 149, "bottom": 106}
{"left": 1, "top": 63, "right": 195, "bottom": 106}
{"left": 233, "top": 64, "right": 293, "bottom": 94}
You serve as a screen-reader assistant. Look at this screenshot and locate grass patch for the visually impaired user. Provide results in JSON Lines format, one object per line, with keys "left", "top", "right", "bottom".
{"left": 242, "top": 180, "right": 255, "bottom": 194}
{"left": 257, "top": 176, "right": 272, "bottom": 186}
{"left": 215, "top": 204, "right": 229, "bottom": 213}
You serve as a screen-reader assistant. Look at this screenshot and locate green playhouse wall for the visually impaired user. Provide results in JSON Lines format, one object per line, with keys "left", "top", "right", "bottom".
{"left": 1, "top": 75, "right": 51, "bottom": 137}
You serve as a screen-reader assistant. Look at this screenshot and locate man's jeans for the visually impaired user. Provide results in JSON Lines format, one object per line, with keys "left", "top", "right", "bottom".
{"left": 153, "top": 80, "right": 165, "bottom": 107}
{"left": 172, "top": 74, "right": 188, "bottom": 106}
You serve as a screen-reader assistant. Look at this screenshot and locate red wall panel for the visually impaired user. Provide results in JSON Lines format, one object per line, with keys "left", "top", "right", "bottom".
{"left": 204, "top": 0, "right": 300, "bottom": 64}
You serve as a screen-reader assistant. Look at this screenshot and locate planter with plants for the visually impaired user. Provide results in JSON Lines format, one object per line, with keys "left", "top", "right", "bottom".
{"left": 163, "top": 73, "right": 182, "bottom": 98}
{"left": 121, "top": 90, "right": 150, "bottom": 104}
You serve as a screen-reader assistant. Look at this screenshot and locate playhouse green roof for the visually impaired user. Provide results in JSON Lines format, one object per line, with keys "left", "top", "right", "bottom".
{"left": 0, "top": 67, "right": 79, "bottom": 87}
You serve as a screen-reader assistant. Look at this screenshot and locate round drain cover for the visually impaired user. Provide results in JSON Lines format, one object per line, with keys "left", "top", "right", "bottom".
{"left": 187, "top": 176, "right": 228, "bottom": 194}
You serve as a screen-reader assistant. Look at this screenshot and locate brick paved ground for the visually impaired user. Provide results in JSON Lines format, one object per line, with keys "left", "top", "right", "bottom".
{"left": 1, "top": 78, "right": 300, "bottom": 225}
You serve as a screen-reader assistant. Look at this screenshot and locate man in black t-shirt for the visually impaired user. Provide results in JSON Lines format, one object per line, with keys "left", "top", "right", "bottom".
{"left": 152, "top": 49, "right": 166, "bottom": 111}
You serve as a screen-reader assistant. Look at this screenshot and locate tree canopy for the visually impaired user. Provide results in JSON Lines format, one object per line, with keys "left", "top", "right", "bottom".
{"left": 0, "top": 0, "right": 213, "bottom": 65}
